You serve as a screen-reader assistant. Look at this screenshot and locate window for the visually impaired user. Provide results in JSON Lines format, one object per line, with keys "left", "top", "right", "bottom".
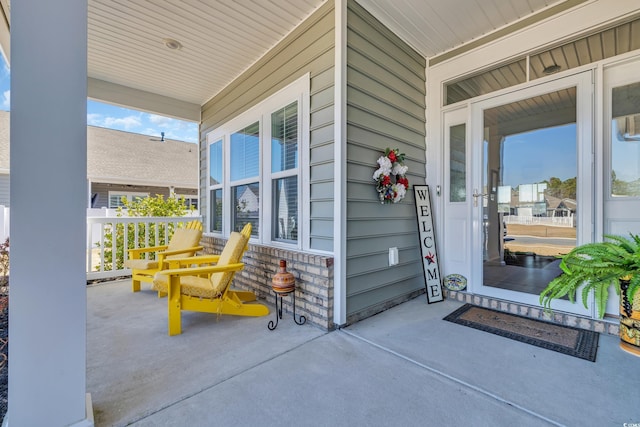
{"left": 108, "top": 191, "right": 148, "bottom": 208}
{"left": 209, "top": 139, "right": 223, "bottom": 232}
{"left": 611, "top": 81, "right": 640, "bottom": 197}
{"left": 444, "top": 16, "right": 640, "bottom": 105}
{"left": 210, "top": 188, "right": 222, "bottom": 232}
{"left": 230, "top": 123, "right": 260, "bottom": 236}
{"left": 206, "top": 75, "right": 309, "bottom": 248}
{"left": 271, "top": 102, "right": 298, "bottom": 242}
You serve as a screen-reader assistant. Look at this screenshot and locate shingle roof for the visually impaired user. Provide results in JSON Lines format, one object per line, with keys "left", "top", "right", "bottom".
{"left": 0, "top": 110, "right": 198, "bottom": 189}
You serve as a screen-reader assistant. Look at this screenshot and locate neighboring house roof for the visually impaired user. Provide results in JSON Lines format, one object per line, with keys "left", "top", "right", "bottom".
{"left": 0, "top": 110, "right": 198, "bottom": 189}
{"left": 87, "top": 124, "right": 198, "bottom": 189}
{"left": 546, "top": 195, "right": 577, "bottom": 211}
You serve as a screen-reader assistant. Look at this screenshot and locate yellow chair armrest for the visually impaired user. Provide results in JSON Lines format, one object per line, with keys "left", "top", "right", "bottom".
{"left": 158, "top": 246, "right": 204, "bottom": 259}
{"left": 159, "top": 263, "right": 245, "bottom": 278}
{"left": 157, "top": 246, "right": 204, "bottom": 266}
{"left": 165, "top": 254, "right": 221, "bottom": 269}
{"left": 128, "top": 245, "right": 169, "bottom": 259}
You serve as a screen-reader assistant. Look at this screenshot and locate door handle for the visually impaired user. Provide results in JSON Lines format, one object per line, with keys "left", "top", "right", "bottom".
{"left": 472, "top": 190, "right": 488, "bottom": 207}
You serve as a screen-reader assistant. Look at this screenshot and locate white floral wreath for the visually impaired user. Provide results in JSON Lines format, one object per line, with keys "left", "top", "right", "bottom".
{"left": 373, "top": 148, "right": 409, "bottom": 204}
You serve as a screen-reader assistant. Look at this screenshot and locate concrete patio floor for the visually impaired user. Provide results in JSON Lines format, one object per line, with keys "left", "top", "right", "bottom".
{"left": 88, "top": 279, "right": 640, "bottom": 427}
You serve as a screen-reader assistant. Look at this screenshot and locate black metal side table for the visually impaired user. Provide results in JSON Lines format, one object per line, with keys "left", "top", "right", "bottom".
{"left": 268, "top": 289, "right": 306, "bottom": 330}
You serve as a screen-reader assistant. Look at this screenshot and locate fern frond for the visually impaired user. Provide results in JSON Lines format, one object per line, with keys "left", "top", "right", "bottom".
{"left": 594, "top": 283, "right": 608, "bottom": 318}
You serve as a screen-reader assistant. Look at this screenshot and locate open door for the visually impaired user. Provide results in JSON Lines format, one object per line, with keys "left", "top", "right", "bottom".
{"left": 469, "top": 71, "right": 593, "bottom": 315}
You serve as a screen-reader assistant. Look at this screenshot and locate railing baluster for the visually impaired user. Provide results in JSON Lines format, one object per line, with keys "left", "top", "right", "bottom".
{"left": 124, "top": 219, "right": 129, "bottom": 265}
{"left": 99, "top": 222, "right": 105, "bottom": 272}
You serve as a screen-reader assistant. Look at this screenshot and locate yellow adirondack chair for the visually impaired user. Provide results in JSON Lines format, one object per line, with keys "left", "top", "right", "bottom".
{"left": 160, "top": 221, "right": 253, "bottom": 274}
{"left": 152, "top": 223, "right": 269, "bottom": 336}
{"left": 125, "top": 219, "right": 203, "bottom": 293}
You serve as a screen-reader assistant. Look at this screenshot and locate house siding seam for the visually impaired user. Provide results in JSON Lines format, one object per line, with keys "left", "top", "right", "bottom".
{"left": 201, "top": 235, "right": 334, "bottom": 330}
{"left": 199, "top": 1, "right": 335, "bottom": 253}
{"left": 345, "top": 0, "right": 427, "bottom": 320}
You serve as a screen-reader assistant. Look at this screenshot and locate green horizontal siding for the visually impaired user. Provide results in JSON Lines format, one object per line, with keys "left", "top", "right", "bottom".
{"left": 345, "top": 0, "right": 426, "bottom": 320}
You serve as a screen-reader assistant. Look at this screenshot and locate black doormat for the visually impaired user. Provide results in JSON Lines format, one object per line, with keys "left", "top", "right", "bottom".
{"left": 444, "top": 304, "right": 599, "bottom": 362}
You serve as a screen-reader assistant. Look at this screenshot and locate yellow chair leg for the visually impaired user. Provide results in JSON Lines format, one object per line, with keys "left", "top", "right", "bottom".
{"left": 168, "top": 277, "right": 182, "bottom": 336}
{"left": 221, "top": 296, "right": 269, "bottom": 317}
{"left": 228, "top": 290, "right": 257, "bottom": 302}
{"left": 132, "top": 278, "right": 141, "bottom": 292}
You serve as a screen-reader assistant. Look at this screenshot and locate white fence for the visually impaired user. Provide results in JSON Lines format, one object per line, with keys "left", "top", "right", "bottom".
{"left": 87, "top": 214, "right": 202, "bottom": 280}
{"left": 503, "top": 214, "right": 574, "bottom": 227}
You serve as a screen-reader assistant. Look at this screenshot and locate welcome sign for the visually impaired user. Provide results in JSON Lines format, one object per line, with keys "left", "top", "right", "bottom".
{"left": 414, "top": 185, "right": 443, "bottom": 303}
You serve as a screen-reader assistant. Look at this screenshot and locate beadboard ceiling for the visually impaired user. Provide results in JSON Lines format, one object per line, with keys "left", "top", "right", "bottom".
{"left": 3, "top": 0, "right": 570, "bottom": 112}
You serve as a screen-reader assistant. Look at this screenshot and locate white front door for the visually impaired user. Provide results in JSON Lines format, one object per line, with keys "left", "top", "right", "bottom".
{"left": 603, "top": 58, "right": 640, "bottom": 315}
{"left": 468, "top": 71, "right": 594, "bottom": 315}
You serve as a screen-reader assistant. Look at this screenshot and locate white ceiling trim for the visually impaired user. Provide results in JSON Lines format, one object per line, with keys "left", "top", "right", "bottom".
{"left": 88, "top": 78, "right": 200, "bottom": 122}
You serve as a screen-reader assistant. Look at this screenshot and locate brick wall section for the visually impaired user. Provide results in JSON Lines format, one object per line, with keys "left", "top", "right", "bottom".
{"left": 201, "top": 235, "right": 334, "bottom": 330}
{"left": 444, "top": 289, "right": 620, "bottom": 336}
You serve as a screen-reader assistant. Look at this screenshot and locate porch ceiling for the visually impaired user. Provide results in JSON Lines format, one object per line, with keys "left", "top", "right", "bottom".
{"left": 2, "top": 0, "right": 570, "bottom": 116}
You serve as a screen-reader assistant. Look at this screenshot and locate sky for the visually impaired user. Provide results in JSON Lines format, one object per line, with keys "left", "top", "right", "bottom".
{"left": 0, "top": 55, "right": 198, "bottom": 143}
{"left": 501, "top": 124, "right": 577, "bottom": 188}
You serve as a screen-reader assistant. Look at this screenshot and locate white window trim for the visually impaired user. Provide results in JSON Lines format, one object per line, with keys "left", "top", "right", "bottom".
{"left": 206, "top": 74, "right": 310, "bottom": 251}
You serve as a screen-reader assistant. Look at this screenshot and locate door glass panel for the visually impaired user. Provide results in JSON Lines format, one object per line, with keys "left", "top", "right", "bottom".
{"left": 482, "top": 87, "right": 577, "bottom": 295}
{"left": 449, "top": 124, "right": 466, "bottom": 202}
{"left": 611, "top": 81, "right": 640, "bottom": 197}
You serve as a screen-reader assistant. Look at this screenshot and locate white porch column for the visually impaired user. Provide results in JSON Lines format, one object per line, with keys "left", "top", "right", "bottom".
{"left": 333, "top": 0, "right": 347, "bottom": 327}
{"left": 9, "top": 0, "right": 91, "bottom": 426}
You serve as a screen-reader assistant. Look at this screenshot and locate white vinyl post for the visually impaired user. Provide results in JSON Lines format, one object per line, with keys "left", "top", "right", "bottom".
{"left": 333, "top": 0, "right": 347, "bottom": 327}
{"left": 9, "top": 0, "right": 92, "bottom": 425}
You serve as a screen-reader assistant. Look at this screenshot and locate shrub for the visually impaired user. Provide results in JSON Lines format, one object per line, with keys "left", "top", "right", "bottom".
{"left": 0, "top": 238, "right": 7, "bottom": 287}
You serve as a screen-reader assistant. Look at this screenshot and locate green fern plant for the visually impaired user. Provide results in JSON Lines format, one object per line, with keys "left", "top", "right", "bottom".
{"left": 539, "top": 233, "right": 640, "bottom": 318}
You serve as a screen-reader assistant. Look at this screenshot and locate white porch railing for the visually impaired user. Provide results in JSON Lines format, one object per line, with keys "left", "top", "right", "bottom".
{"left": 87, "top": 215, "right": 202, "bottom": 280}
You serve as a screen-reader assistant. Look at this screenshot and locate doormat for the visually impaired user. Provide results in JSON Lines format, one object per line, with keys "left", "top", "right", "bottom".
{"left": 443, "top": 304, "right": 599, "bottom": 362}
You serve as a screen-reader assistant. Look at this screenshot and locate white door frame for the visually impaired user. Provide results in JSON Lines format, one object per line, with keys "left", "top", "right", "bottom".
{"left": 602, "top": 57, "right": 640, "bottom": 315}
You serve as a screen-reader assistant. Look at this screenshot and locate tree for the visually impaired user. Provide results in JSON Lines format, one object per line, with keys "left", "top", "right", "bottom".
{"left": 544, "top": 176, "right": 576, "bottom": 200}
